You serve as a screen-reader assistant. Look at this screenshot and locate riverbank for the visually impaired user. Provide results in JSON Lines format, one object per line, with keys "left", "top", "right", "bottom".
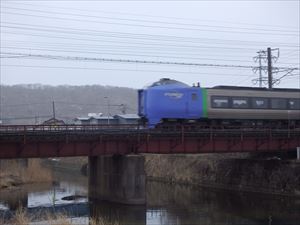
{"left": 145, "top": 154, "right": 300, "bottom": 196}
{"left": 41, "top": 153, "right": 300, "bottom": 197}
{"left": 2, "top": 156, "right": 300, "bottom": 225}
{"left": 0, "top": 159, "right": 53, "bottom": 190}
{"left": 0, "top": 208, "right": 119, "bottom": 225}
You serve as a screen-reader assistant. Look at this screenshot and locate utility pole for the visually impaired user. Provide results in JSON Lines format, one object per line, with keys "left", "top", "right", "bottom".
{"left": 104, "top": 97, "right": 110, "bottom": 125}
{"left": 253, "top": 50, "right": 267, "bottom": 87}
{"left": 267, "top": 47, "right": 273, "bottom": 89}
{"left": 52, "top": 101, "right": 56, "bottom": 119}
{"left": 0, "top": 70, "right": 2, "bottom": 124}
{"left": 253, "top": 47, "right": 280, "bottom": 89}
{"left": 120, "top": 104, "right": 127, "bottom": 114}
{"left": 258, "top": 54, "right": 263, "bottom": 88}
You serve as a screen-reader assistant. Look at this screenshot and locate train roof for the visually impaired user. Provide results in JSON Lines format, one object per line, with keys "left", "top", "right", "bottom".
{"left": 210, "top": 86, "right": 300, "bottom": 92}
{"left": 145, "top": 78, "right": 189, "bottom": 88}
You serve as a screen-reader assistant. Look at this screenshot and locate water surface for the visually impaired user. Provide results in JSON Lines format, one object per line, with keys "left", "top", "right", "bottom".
{"left": 0, "top": 165, "right": 299, "bottom": 225}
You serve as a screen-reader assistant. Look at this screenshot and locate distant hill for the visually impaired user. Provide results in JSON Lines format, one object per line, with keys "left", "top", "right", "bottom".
{"left": 0, "top": 84, "right": 137, "bottom": 124}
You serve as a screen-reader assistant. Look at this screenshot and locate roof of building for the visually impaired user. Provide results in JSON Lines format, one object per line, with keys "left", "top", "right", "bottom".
{"left": 115, "top": 114, "right": 140, "bottom": 119}
{"left": 75, "top": 117, "right": 90, "bottom": 121}
{"left": 91, "top": 116, "right": 115, "bottom": 120}
{"left": 42, "top": 117, "right": 65, "bottom": 125}
{"left": 88, "top": 113, "right": 103, "bottom": 117}
{"left": 90, "top": 116, "right": 103, "bottom": 119}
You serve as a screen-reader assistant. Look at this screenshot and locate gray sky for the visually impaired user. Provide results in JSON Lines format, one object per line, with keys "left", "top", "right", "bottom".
{"left": 1, "top": 1, "right": 299, "bottom": 89}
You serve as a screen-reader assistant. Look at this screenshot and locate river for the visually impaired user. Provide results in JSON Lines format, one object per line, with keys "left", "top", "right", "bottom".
{"left": 0, "top": 164, "right": 299, "bottom": 225}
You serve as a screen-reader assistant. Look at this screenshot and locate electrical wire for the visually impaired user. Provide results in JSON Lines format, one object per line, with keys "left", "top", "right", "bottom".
{"left": 1, "top": 52, "right": 298, "bottom": 70}
{"left": 2, "top": 21, "right": 298, "bottom": 48}
{"left": 4, "top": 1, "right": 298, "bottom": 30}
{"left": 2, "top": 10, "right": 299, "bottom": 37}
{"left": 2, "top": 6, "right": 299, "bottom": 35}
{"left": 0, "top": 46, "right": 255, "bottom": 63}
{"left": 1, "top": 64, "right": 257, "bottom": 75}
{"left": 1, "top": 31, "right": 287, "bottom": 52}
{"left": 1, "top": 39, "right": 262, "bottom": 57}
{"left": 2, "top": 52, "right": 299, "bottom": 72}
{"left": 2, "top": 46, "right": 297, "bottom": 66}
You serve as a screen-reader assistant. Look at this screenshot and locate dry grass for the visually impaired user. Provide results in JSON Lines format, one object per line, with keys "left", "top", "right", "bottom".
{"left": 26, "top": 159, "right": 52, "bottom": 183}
{"left": 0, "top": 159, "right": 53, "bottom": 189}
{"left": 10, "top": 208, "right": 31, "bottom": 225}
{"left": 144, "top": 153, "right": 250, "bottom": 184}
{"left": 90, "top": 217, "right": 120, "bottom": 225}
{"left": 1, "top": 208, "right": 120, "bottom": 225}
{"left": 44, "top": 213, "right": 73, "bottom": 225}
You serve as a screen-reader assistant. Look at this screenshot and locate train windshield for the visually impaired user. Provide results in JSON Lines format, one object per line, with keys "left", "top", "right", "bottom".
{"left": 146, "top": 78, "right": 189, "bottom": 88}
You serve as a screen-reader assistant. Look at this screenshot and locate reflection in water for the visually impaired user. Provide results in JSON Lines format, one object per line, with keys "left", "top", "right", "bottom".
{"left": 90, "top": 200, "right": 146, "bottom": 225}
{"left": 28, "top": 183, "right": 87, "bottom": 208}
{"left": 146, "top": 181, "right": 300, "bottom": 225}
{"left": 0, "top": 166, "right": 300, "bottom": 225}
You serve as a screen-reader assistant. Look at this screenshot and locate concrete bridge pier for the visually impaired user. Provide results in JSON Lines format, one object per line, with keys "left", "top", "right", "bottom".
{"left": 88, "top": 155, "right": 146, "bottom": 205}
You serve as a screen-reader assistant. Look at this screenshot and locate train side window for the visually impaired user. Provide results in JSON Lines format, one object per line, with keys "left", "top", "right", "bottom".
{"left": 289, "top": 99, "right": 300, "bottom": 110}
{"left": 192, "top": 93, "right": 198, "bottom": 101}
{"left": 252, "top": 98, "right": 268, "bottom": 109}
{"left": 211, "top": 96, "right": 229, "bottom": 108}
{"left": 232, "top": 97, "right": 249, "bottom": 108}
{"left": 271, "top": 98, "right": 287, "bottom": 109}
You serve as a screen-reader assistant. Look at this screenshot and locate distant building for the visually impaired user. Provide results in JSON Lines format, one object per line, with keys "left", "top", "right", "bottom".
{"left": 88, "top": 113, "right": 103, "bottom": 118}
{"left": 74, "top": 117, "right": 90, "bottom": 125}
{"left": 42, "top": 117, "right": 65, "bottom": 125}
{"left": 90, "top": 116, "right": 117, "bottom": 125}
{"left": 114, "top": 114, "right": 140, "bottom": 125}
{"left": 74, "top": 115, "right": 117, "bottom": 125}
{"left": 74, "top": 113, "right": 140, "bottom": 125}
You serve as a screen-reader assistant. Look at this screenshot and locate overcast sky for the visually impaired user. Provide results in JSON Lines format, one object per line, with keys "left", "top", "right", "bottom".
{"left": 0, "top": 1, "right": 299, "bottom": 89}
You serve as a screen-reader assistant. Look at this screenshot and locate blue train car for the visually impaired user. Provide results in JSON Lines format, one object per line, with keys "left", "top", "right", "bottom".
{"left": 138, "top": 78, "right": 207, "bottom": 126}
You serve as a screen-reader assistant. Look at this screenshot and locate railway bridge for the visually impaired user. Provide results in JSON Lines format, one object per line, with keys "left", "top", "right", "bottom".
{"left": 1, "top": 124, "right": 299, "bottom": 204}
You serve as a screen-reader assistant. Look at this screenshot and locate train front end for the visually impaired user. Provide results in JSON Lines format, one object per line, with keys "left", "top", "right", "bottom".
{"left": 138, "top": 78, "right": 207, "bottom": 127}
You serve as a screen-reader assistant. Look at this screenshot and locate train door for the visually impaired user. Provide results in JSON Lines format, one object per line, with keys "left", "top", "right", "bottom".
{"left": 187, "top": 90, "right": 201, "bottom": 118}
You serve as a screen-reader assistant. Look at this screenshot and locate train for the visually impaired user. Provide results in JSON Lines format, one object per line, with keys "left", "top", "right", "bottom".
{"left": 138, "top": 78, "right": 300, "bottom": 128}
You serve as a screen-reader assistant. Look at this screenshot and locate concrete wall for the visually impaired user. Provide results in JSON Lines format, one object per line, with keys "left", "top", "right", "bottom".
{"left": 89, "top": 155, "right": 146, "bottom": 205}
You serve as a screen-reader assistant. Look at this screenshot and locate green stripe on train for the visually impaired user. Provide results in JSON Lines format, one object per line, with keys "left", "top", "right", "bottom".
{"left": 202, "top": 89, "right": 208, "bottom": 118}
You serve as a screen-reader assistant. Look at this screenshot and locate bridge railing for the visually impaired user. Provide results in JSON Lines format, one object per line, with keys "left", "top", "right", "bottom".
{"left": 0, "top": 124, "right": 299, "bottom": 137}
{"left": 0, "top": 124, "right": 141, "bottom": 133}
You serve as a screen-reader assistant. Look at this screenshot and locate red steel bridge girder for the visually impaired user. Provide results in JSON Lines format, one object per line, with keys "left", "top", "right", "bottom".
{"left": 0, "top": 125, "right": 299, "bottom": 159}
{"left": 137, "top": 137, "right": 300, "bottom": 154}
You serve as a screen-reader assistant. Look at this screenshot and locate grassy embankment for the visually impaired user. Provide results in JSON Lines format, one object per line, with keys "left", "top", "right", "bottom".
{"left": 0, "top": 159, "right": 53, "bottom": 189}
{"left": 145, "top": 153, "right": 300, "bottom": 196}
{"left": 0, "top": 207, "right": 119, "bottom": 225}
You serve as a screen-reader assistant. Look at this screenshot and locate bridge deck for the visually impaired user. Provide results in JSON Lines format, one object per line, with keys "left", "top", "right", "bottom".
{"left": 0, "top": 125, "right": 299, "bottom": 158}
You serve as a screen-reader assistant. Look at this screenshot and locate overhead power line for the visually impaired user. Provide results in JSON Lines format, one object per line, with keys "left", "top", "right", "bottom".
{"left": 2, "top": 21, "right": 299, "bottom": 48}
{"left": 2, "top": 46, "right": 297, "bottom": 66}
{"left": 1, "top": 64, "right": 258, "bottom": 76}
{"left": 2, "top": 40, "right": 298, "bottom": 65}
{"left": 2, "top": 6, "right": 299, "bottom": 34}
{"left": 1, "top": 40, "right": 259, "bottom": 58}
{"left": 4, "top": 1, "right": 298, "bottom": 30}
{"left": 2, "top": 10, "right": 299, "bottom": 37}
{"left": 0, "top": 46, "right": 255, "bottom": 63}
{"left": 3, "top": 31, "right": 293, "bottom": 52}
{"left": 1, "top": 52, "right": 299, "bottom": 71}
